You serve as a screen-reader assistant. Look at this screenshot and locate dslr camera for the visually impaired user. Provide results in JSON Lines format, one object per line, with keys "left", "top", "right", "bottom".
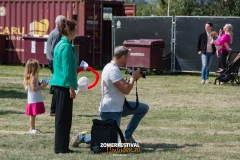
{"left": 125, "top": 68, "right": 148, "bottom": 78}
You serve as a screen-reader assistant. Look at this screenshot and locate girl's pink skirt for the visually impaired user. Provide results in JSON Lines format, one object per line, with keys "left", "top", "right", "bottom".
{"left": 25, "top": 102, "right": 45, "bottom": 116}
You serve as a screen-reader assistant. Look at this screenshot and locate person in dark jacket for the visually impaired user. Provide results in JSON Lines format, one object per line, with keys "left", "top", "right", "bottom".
{"left": 197, "top": 21, "right": 216, "bottom": 84}
{"left": 46, "top": 15, "right": 66, "bottom": 116}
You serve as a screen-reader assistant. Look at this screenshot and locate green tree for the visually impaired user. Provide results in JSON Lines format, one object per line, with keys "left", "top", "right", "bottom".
{"left": 132, "top": 0, "right": 240, "bottom": 16}
{"left": 135, "top": 0, "right": 167, "bottom": 16}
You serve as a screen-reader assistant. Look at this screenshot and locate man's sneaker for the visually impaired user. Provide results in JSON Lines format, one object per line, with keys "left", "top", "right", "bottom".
{"left": 201, "top": 80, "right": 205, "bottom": 84}
{"left": 205, "top": 79, "right": 211, "bottom": 84}
{"left": 73, "top": 130, "right": 80, "bottom": 137}
{"left": 70, "top": 130, "right": 88, "bottom": 147}
{"left": 70, "top": 130, "right": 81, "bottom": 147}
{"left": 124, "top": 137, "right": 137, "bottom": 143}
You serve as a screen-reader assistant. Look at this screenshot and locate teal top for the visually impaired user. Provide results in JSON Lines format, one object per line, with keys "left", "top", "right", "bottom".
{"left": 50, "top": 37, "right": 77, "bottom": 90}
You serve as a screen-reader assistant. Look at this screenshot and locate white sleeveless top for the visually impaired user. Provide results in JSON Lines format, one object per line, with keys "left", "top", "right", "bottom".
{"left": 28, "top": 76, "right": 43, "bottom": 103}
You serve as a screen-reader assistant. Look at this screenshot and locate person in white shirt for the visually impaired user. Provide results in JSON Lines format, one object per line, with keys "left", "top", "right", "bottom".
{"left": 70, "top": 46, "right": 149, "bottom": 147}
{"left": 99, "top": 46, "right": 149, "bottom": 143}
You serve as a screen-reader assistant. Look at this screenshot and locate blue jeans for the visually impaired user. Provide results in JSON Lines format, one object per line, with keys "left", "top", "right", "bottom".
{"left": 201, "top": 52, "right": 213, "bottom": 80}
{"left": 78, "top": 101, "right": 149, "bottom": 143}
{"left": 100, "top": 101, "right": 149, "bottom": 138}
{"left": 79, "top": 133, "right": 91, "bottom": 144}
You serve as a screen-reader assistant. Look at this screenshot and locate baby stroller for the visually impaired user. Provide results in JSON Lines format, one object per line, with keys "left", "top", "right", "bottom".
{"left": 227, "top": 51, "right": 240, "bottom": 64}
{"left": 214, "top": 51, "right": 240, "bottom": 85}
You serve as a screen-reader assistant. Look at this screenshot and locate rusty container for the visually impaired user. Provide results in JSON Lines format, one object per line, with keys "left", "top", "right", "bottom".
{"left": 22, "top": 35, "right": 48, "bottom": 65}
{"left": 0, "top": 34, "right": 8, "bottom": 63}
{"left": 123, "top": 39, "right": 165, "bottom": 71}
{"left": 74, "top": 36, "right": 93, "bottom": 66}
{"left": 75, "top": 0, "right": 135, "bottom": 67}
{"left": 0, "top": 0, "right": 135, "bottom": 66}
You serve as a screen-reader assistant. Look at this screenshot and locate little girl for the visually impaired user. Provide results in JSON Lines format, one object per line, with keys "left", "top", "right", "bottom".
{"left": 23, "top": 59, "right": 48, "bottom": 134}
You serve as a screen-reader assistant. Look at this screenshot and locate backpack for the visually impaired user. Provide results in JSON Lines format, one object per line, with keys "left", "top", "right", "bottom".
{"left": 90, "top": 119, "right": 125, "bottom": 153}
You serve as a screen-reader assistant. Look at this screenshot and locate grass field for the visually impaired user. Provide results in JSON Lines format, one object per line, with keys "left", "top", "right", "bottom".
{"left": 0, "top": 65, "right": 240, "bottom": 160}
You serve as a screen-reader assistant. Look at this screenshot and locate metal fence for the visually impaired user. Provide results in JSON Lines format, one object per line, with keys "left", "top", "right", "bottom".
{"left": 112, "top": 16, "right": 240, "bottom": 72}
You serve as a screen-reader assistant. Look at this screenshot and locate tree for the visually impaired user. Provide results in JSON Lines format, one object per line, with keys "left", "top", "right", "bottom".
{"left": 132, "top": 0, "right": 240, "bottom": 16}
{"left": 135, "top": 0, "right": 167, "bottom": 16}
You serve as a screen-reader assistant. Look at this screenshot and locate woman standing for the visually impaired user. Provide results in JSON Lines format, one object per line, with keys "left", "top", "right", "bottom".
{"left": 214, "top": 24, "right": 233, "bottom": 72}
{"left": 50, "top": 19, "right": 77, "bottom": 154}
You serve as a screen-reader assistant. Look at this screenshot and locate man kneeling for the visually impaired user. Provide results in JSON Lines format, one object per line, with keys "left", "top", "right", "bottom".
{"left": 70, "top": 46, "right": 149, "bottom": 147}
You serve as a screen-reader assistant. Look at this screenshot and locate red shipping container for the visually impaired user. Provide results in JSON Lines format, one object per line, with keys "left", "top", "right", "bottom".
{"left": 22, "top": 35, "right": 48, "bottom": 65}
{"left": 74, "top": 36, "right": 93, "bottom": 66}
{"left": 0, "top": 0, "right": 135, "bottom": 66}
{"left": 0, "top": 34, "right": 8, "bottom": 64}
{"left": 123, "top": 39, "right": 165, "bottom": 71}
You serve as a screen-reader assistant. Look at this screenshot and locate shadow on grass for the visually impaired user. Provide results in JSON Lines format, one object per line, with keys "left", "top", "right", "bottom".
{"left": 77, "top": 114, "right": 99, "bottom": 118}
{"left": 0, "top": 90, "right": 26, "bottom": 99}
{"left": 0, "top": 110, "right": 25, "bottom": 115}
{"left": 42, "top": 131, "right": 55, "bottom": 134}
{"left": 140, "top": 143, "right": 202, "bottom": 152}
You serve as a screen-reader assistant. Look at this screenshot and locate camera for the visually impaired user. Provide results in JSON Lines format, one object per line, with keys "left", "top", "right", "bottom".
{"left": 125, "top": 69, "right": 148, "bottom": 78}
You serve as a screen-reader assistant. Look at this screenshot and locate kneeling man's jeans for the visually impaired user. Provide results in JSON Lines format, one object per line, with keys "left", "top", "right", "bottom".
{"left": 99, "top": 101, "right": 149, "bottom": 138}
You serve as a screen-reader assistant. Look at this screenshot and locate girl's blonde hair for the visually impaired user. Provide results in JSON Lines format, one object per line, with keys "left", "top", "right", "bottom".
{"left": 210, "top": 31, "right": 218, "bottom": 40}
{"left": 23, "top": 59, "right": 39, "bottom": 90}
{"left": 225, "top": 23, "right": 233, "bottom": 44}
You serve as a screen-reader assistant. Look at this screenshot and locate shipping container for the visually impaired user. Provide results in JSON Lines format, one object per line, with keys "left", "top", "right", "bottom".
{"left": 0, "top": 34, "right": 8, "bottom": 63}
{"left": 22, "top": 35, "right": 48, "bottom": 65}
{"left": 74, "top": 36, "right": 92, "bottom": 66}
{"left": 0, "top": 0, "right": 135, "bottom": 66}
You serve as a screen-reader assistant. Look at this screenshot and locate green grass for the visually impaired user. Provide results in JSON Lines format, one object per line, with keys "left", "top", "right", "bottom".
{"left": 1, "top": 65, "right": 240, "bottom": 159}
